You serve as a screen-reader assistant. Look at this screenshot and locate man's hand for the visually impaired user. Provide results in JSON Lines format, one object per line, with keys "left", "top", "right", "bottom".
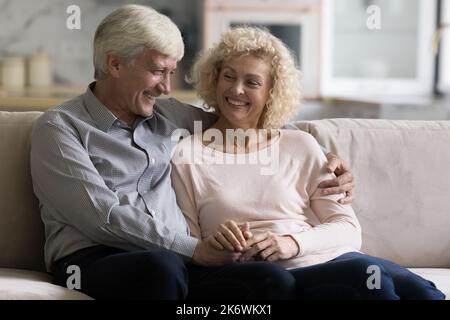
{"left": 239, "top": 231, "right": 299, "bottom": 263}
{"left": 318, "top": 152, "right": 355, "bottom": 205}
{"left": 192, "top": 238, "right": 241, "bottom": 266}
{"left": 208, "top": 221, "right": 252, "bottom": 252}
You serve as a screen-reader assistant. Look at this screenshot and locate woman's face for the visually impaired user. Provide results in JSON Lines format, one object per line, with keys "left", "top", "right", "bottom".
{"left": 215, "top": 54, "right": 272, "bottom": 129}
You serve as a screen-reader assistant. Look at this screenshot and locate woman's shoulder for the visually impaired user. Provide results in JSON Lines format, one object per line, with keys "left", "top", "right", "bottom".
{"left": 171, "top": 134, "right": 201, "bottom": 165}
{"left": 279, "top": 129, "right": 321, "bottom": 148}
{"left": 172, "top": 133, "right": 195, "bottom": 150}
{"left": 278, "top": 129, "right": 325, "bottom": 161}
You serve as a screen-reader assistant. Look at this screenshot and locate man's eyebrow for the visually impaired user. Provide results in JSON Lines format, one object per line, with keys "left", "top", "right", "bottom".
{"left": 147, "top": 61, "right": 176, "bottom": 71}
{"left": 147, "top": 61, "right": 164, "bottom": 69}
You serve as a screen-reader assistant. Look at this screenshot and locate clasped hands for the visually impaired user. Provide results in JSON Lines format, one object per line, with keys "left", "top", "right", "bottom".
{"left": 208, "top": 220, "right": 299, "bottom": 263}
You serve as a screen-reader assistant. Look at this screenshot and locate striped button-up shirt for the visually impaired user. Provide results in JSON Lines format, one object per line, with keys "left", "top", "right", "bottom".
{"left": 30, "top": 82, "right": 216, "bottom": 271}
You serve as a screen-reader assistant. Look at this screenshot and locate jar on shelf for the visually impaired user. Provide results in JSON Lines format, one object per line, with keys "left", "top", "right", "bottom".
{"left": 1, "top": 55, "right": 26, "bottom": 90}
{"left": 28, "top": 49, "right": 53, "bottom": 87}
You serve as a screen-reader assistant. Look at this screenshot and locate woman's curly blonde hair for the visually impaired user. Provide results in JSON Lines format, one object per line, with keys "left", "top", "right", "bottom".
{"left": 187, "top": 26, "right": 302, "bottom": 129}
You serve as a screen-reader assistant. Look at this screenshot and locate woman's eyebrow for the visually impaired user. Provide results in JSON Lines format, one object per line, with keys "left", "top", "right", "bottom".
{"left": 222, "top": 66, "right": 264, "bottom": 79}
{"left": 221, "top": 65, "right": 235, "bottom": 72}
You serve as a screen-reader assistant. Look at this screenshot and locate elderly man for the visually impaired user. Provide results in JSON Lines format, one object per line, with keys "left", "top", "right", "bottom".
{"left": 30, "top": 5, "right": 355, "bottom": 300}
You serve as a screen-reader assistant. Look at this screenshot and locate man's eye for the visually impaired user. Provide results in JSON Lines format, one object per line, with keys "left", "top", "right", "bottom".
{"left": 152, "top": 70, "right": 164, "bottom": 75}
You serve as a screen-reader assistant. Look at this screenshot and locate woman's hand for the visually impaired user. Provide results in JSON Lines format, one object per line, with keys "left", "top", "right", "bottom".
{"left": 208, "top": 220, "right": 252, "bottom": 252}
{"left": 318, "top": 152, "right": 355, "bottom": 204}
{"left": 193, "top": 238, "right": 242, "bottom": 266}
{"left": 239, "top": 231, "right": 299, "bottom": 262}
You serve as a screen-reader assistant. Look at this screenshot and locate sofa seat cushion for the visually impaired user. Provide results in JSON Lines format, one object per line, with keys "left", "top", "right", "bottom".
{"left": 409, "top": 268, "right": 450, "bottom": 300}
{"left": 0, "top": 268, "right": 92, "bottom": 300}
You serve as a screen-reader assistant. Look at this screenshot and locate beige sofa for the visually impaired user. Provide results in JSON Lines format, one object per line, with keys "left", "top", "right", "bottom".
{"left": 0, "top": 111, "right": 91, "bottom": 299}
{"left": 0, "top": 111, "right": 449, "bottom": 299}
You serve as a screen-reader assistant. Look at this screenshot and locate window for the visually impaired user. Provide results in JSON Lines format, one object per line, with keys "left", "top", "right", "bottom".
{"left": 438, "top": 0, "right": 450, "bottom": 92}
{"left": 203, "top": 0, "right": 321, "bottom": 98}
{"left": 321, "top": 0, "right": 437, "bottom": 99}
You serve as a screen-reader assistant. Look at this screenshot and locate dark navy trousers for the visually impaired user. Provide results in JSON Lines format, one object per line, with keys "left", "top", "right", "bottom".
{"left": 289, "top": 252, "right": 445, "bottom": 300}
{"left": 52, "top": 246, "right": 445, "bottom": 300}
{"left": 52, "top": 245, "right": 295, "bottom": 300}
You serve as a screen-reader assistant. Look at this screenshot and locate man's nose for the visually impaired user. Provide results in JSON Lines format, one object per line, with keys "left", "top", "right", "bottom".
{"left": 157, "top": 74, "right": 171, "bottom": 95}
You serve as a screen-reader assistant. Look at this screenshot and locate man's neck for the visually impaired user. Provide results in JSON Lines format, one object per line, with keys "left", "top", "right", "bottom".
{"left": 93, "top": 80, "right": 137, "bottom": 127}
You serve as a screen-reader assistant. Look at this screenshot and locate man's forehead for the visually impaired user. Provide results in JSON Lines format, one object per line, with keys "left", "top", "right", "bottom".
{"left": 144, "top": 49, "right": 177, "bottom": 68}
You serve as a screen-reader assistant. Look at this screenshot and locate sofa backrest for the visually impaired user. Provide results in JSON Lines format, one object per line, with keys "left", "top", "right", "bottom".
{"left": 1, "top": 112, "right": 449, "bottom": 271}
{"left": 0, "top": 111, "right": 45, "bottom": 272}
{"left": 295, "top": 118, "right": 450, "bottom": 268}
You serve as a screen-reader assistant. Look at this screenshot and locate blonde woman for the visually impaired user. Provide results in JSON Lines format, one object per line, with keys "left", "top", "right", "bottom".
{"left": 171, "top": 26, "right": 444, "bottom": 299}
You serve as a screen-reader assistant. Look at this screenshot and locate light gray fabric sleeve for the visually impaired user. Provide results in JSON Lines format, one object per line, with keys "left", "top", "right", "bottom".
{"left": 156, "top": 98, "right": 218, "bottom": 133}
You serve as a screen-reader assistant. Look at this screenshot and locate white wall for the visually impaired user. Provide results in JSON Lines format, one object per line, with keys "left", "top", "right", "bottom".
{"left": 0, "top": 0, "right": 203, "bottom": 87}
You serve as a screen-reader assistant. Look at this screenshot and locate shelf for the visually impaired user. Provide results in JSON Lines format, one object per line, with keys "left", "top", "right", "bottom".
{"left": 0, "top": 86, "right": 199, "bottom": 110}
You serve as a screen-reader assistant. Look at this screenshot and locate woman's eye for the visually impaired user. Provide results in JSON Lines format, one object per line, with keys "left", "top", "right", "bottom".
{"left": 223, "top": 74, "right": 234, "bottom": 79}
{"left": 248, "top": 80, "right": 261, "bottom": 87}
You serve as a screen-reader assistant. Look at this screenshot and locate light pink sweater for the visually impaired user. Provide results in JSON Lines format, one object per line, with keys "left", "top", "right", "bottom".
{"left": 170, "top": 130, "right": 361, "bottom": 269}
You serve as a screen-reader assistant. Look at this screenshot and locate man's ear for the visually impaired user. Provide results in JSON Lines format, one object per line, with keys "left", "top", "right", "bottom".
{"left": 106, "top": 53, "right": 122, "bottom": 78}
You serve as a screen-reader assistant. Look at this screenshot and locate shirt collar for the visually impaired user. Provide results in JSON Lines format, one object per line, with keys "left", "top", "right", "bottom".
{"left": 82, "top": 81, "right": 157, "bottom": 132}
{"left": 82, "top": 82, "right": 120, "bottom": 133}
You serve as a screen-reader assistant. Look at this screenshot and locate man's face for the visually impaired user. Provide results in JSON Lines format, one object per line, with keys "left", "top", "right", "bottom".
{"left": 115, "top": 48, "right": 177, "bottom": 118}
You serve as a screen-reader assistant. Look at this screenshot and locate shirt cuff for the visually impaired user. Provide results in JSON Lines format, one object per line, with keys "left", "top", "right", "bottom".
{"left": 171, "top": 233, "right": 199, "bottom": 259}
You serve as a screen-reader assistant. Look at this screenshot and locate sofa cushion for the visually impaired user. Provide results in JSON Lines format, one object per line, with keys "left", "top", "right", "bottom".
{"left": 0, "top": 268, "right": 92, "bottom": 300}
{"left": 294, "top": 119, "right": 450, "bottom": 268}
{"left": 0, "top": 112, "right": 45, "bottom": 272}
{"left": 409, "top": 268, "right": 450, "bottom": 300}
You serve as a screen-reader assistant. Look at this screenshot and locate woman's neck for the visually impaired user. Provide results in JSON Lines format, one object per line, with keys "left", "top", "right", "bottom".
{"left": 211, "top": 117, "right": 256, "bottom": 134}
{"left": 206, "top": 118, "right": 275, "bottom": 154}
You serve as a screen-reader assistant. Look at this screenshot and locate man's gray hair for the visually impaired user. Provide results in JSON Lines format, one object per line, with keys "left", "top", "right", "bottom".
{"left": 93, "top": 4, "right": 184, "bottom": 80}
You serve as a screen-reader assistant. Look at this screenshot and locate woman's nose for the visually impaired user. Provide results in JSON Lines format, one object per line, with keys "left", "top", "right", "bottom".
{"left": 230, "top": 81, "right": 245, "bottom": 95}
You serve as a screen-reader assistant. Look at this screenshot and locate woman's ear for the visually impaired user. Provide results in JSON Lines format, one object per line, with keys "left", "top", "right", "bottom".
{"left": 106, "top": 53, "right": 122, "bottom": 78}
{"left": 257, "top": 102, "right": 270, "bottom": 128}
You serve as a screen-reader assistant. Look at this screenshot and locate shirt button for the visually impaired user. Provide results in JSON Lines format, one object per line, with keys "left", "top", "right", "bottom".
{"left": 150, "top": 158, "right": 156, "bottom": 164}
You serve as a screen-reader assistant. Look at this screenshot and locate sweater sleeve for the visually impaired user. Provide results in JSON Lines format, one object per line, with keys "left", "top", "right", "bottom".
{"left": 290, "top": 135, "right": 362, "bottom": 257}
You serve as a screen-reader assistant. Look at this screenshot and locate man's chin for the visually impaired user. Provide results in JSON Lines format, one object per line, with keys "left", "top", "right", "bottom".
{"left": 138, "top": 104, "right": 155, "bottom": 118}
{"left": 143, "top": 108, "right": 155, "bottom": 118}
